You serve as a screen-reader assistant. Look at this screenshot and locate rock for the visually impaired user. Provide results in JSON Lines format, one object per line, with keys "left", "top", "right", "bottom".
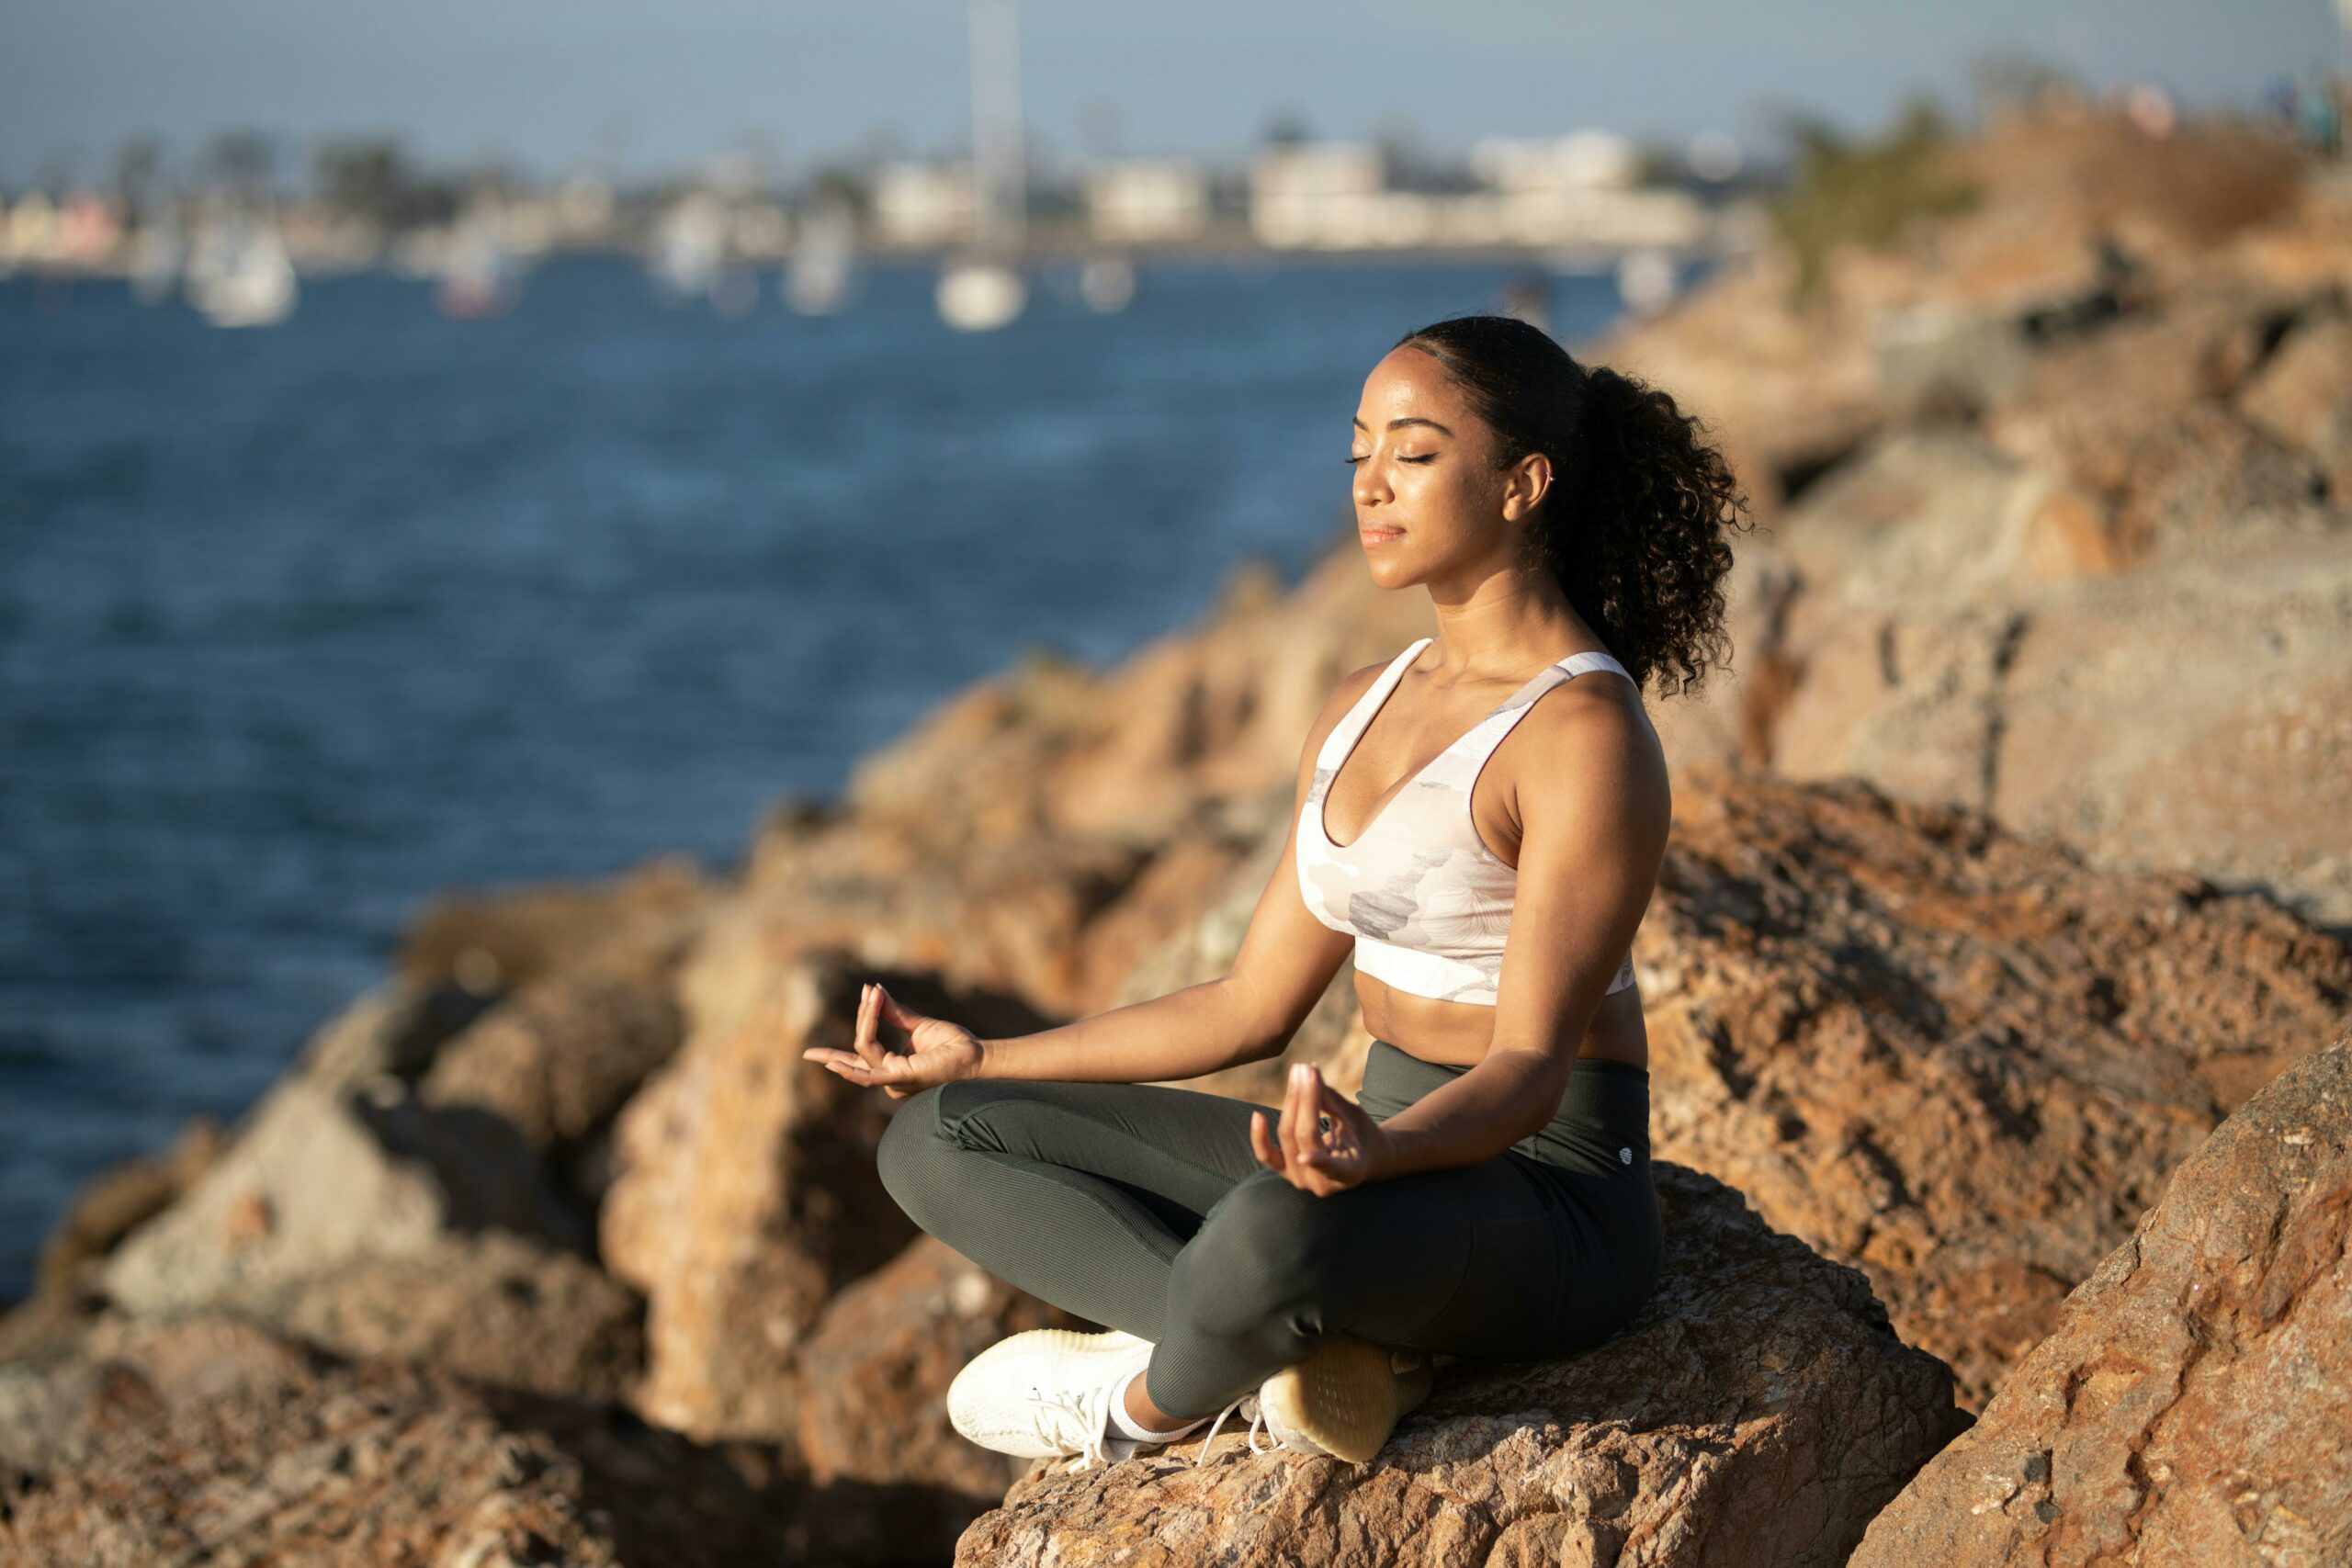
{"left": 254, "top": 1231, "right": 644, "bottom": 1403}
{"left": 1850, "top": 1024, "right": 2352, "bottom": 1566}
{"left": 0, "top": 1314, "right": 808, "bottom": 1567}
{"left": 0, "top": 1112, "right": 231, "bottom": 1363}
{"left": 2239, "top": 306, "right": 2352, "bottom": 496}
{"left": 285, "top": 976, "right": 501, "bottom": 1092}
{"left": 1758, "top": 532, "right": 2352, "bottom": 930}
{"left": 602, "top": 945, "right": 1013, "bottom": 1442}
{"left": 420, "top": 971, "right": 686, "bottom": 1155}
{"left": 99, "top": 1063, "right": 590, "bottom": 1323}
{"left": 726, "top": 824, "right": 1159, "bottom": 1019}
{"left": 396, "top": 853, "right": 720, "bottom": 997}
{"left": 793, "top": 1236, "right": 1088, "bottom": 1562}
{"left": 1763, "top": 426, "right": 2081, "bottom": 607}
{"left": 952, "top": 1162, "right": 1968, "bottom": 1568}
{"left": 1642, "top": 769, "right": 2351, "bottom": 1410}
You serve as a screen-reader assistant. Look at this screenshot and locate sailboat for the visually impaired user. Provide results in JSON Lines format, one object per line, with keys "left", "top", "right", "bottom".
{"left": 1078, "top": 252, "right": 1136, "bottom": 313}
{"left": 128, "top": 202, "right": 184, "bottom": 306}
{"left": 935, "top": 0, "right": 1026, "bottom": 332}
{"left": 784, "top": 197, "right": 856, "bottom": 315}
{"left": 435, "top": 203, "right": 520, "bottom": 319}
{"left": 649, "top": 191, "right": 729, "bottom": 306}
{"left": 187, "top": 205, "right": 297, "bottom": 328}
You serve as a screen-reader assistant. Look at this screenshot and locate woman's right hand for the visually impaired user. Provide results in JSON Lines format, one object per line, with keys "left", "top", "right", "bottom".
{"left": 801, "top": 981, "right": 987, "bottom": 1100}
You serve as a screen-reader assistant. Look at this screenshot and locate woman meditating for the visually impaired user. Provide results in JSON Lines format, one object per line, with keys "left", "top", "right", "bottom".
{"left": 804, "top": 310, "right": 1749, "bottom": 1471}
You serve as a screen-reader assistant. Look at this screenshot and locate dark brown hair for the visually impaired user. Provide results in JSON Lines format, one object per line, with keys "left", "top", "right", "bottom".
{"left": 1393, "top": 312, "right": 1753, "bottom": 696}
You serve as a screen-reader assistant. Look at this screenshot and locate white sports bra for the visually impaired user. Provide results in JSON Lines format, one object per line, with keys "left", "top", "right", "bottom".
{"left": 1295, "top": 637, "right": 1639, "bottom": 1006}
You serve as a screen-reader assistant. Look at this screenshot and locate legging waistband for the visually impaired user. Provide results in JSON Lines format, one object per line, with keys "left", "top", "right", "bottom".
{"left": 1355, "top": 1038, "right": 1651, "bottom": 1173}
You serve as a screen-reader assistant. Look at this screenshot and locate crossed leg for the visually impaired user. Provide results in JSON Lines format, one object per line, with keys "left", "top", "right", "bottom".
{"left": 878, "top": 1077, "right": 1567, "bottom": 1421}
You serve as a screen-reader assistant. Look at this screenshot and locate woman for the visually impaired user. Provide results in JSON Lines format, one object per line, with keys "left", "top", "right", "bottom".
{"left": 804, "top": 310, "right": 1749, "bottom": 1472}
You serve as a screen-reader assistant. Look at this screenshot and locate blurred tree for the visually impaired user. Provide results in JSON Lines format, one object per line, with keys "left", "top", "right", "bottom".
{"left": 112, "top": 133, "right": 163, "bottom": 218}
{"left": 311, "top": 137, "right": 461, "bottom": 229}
{"left": 313, "top": 137, "right": 409, "bottom": 222}
{"left": 1630, "top": 138, "right": 1685, "bottom": 188}
{"left": 1970, "top": 50, "right": 2090, "bottom": 124}
{"left": 807, "top": 163, "right": 871, "bottom": 219}
{"left": 1261, "top": 110, "right": 1312, "bottom": 147}
{"left": 1765, "top": 95, "right": 1980, "bottom": 304}
{"left": 206, "top": 129, "right": 277, "bottom": 196}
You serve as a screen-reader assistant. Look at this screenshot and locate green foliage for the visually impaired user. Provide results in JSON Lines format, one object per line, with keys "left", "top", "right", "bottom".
{"left": 1767, "top": 96, "right": 1982, "bottom": 302}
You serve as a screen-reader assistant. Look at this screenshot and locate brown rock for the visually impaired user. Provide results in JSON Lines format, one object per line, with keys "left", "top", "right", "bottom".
{"left": 420, "top": 970, "right": 686, "bottom": 1153}
{"left": 396, "top": 852, "right": 719, "bottom": 996}
{"left": 952, "top": 1162, "right": 1967, "bottom": 1568}
{"left": 1644, "top": 768, "right": 2351, "bottom": 1410}
{"left": 603, "top": 947, "right": 1016, "bottom": 1441}
{"left": 0, "top": 1314, "right": 807, "bottom": 1567}
{"left": 258, "top": 1231, "right": 645, "bottom": 1403}
{"left": 2239, "top": 306, "right": 2352, "bottom": 495}
{"left": 0, "top": 1113, "right": 233, "bottom": 1367}
{"left": 1850, "top": 1024, "right": 2352, "bottom": 1567}
{"left": 1758, "top": 532, "right": 2352, "bottom": 929}
{"left": 100, "top": 1069, "right": 590, "bottom": 1324}
{"left": 794, "top": 1236, "right": 1088, "bottom": 1561}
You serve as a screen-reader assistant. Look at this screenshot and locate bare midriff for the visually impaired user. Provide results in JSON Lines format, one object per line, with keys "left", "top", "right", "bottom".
{"left": 1359, "top": 973, "right": 1648, "bottom": 1070}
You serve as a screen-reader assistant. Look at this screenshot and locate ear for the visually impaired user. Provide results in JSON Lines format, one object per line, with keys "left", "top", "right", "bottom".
{"left": 1499, "top": 451, "right": 1551, "bottom": 522}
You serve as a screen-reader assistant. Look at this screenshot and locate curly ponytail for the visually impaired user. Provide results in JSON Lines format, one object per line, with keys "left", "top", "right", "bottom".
{"left": 1392, "top": 313, "right": 1753, "bottom": 697}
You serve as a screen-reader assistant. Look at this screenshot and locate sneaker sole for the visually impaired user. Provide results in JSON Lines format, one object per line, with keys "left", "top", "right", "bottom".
{"left": 1259, "top": 1336, "right": 1434, "bottom": 1463}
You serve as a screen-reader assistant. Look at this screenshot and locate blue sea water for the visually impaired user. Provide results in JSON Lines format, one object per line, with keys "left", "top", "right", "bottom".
{"left": 0, "top": 253, "right": 1633, "bottom": 1302}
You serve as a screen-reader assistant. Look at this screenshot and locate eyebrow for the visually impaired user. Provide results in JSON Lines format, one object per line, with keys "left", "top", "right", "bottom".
{"left": 1351, "top": 416, "right": 1454, "bottom": 435}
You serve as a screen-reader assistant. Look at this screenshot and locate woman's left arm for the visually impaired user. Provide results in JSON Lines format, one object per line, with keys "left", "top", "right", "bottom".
{"left": 1257, "top": 686, "right": 1670, "bottom": 1193}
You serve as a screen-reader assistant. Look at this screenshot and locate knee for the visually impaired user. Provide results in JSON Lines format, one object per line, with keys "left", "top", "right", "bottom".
{"left": 875, "top": 1084, "right": 953, "bottom": 1213}
{"left": 1172, "top": 1172, "right": 1344, "bottom": 1326}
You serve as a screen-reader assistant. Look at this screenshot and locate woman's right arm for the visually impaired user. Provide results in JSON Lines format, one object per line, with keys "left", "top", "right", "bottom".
{"left": 976, "top": 660, "right": 1379, "bottom": 1084}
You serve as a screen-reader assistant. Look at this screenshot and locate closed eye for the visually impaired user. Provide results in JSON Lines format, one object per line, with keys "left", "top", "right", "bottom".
{"left": 1344, "top": 455, "right": 1436, "bottom": 466}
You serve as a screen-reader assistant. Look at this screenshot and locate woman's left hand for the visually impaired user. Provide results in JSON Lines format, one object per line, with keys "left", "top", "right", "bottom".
{"left": 1250, "top": 1062, "right": 1389, "bottom": 1196}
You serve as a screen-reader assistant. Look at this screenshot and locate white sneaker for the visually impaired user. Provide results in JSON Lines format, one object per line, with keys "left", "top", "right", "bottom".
{"left": 1251, "top": 1336, "right": 1435, "bottom": 1463}
{"left": 945, "top": 1328, "right": 1157, "bottom": 1470}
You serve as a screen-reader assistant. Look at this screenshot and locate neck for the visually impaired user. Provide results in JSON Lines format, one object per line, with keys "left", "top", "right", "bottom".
{"left": 1419, "top": 569, "right": 1595, "bottom": 685}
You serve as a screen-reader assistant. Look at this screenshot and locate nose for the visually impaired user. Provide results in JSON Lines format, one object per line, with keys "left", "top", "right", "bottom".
{"left": 1353, "top": 463, "right": 1391, "bottom": 509}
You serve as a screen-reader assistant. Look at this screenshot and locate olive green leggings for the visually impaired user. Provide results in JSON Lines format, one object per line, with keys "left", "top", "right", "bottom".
{"left": 876, "top": 1040, "right": 1664, "bottom": 1420}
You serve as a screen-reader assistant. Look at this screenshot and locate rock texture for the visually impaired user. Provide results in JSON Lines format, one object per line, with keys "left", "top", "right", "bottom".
{"left": 1611, "top": 118, "right": 2352, "bottom": 931}
{"left": 0, "top": 1314, "right": 810, "bottom": 1568}
{"left": 1643, "top": 769, "right": 2351, "bottom": 1411}
{"left": 952, "top": 1162, "right": 1968, "bottom": 1568}
{"left": 599, "top": 937, "right": 1047, "bottom": 1441}
{"left": 793, "top": 1235, "right": 1090, "bottom": 1562}
{"left": 98, "top": 1059, "right": 590, "bottom": 1322}
{"left": 1851, "top": 1025, "right": 2352, "bottom": 1567}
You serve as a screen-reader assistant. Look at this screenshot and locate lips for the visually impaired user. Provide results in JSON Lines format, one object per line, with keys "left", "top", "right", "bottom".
{"left": 1360, "top": 526, "right": 1404, "bottom": 547}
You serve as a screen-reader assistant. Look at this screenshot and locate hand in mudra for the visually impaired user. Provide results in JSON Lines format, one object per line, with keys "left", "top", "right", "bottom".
{"left": 801, "top": 981, "right": 984, "bottom": 1100}
{"left": 1250, "top": 1061, "right": 1389, "bottom": 1196}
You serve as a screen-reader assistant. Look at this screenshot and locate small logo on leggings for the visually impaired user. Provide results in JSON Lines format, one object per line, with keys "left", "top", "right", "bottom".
{"left": 1618, "top": 1146, "right": 1633, "bottom": 1164}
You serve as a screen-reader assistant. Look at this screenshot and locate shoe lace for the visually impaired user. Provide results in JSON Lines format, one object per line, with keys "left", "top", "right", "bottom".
{"left": 1191, "top": 1392, "right": 1271, "bottom": 1465}
{"left": 1029, "top": 1382, "right": 1116, "bottom": 1472}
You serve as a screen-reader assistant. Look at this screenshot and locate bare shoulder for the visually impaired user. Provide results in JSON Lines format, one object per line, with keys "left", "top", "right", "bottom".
{"left": 1510, "top": 666, "right": 1668, "bottom": 812}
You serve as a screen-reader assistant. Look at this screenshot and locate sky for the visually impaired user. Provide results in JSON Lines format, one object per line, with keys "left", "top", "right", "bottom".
{"left": 1, "top": 0, "right": 2342, "bottom": 186}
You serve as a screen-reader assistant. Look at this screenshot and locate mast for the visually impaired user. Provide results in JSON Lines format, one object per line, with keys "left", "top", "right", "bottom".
{"left": 968, "top": 0, "right": 1024, "bottom": 257}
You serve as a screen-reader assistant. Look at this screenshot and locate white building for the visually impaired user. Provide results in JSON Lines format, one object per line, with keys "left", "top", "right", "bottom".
{"left": 1248, "top": 141, "right": 1390, "bottom": 249}
{"left": 872, "top": 161, "right": 978, "bottom": 247}
{"left": 1467, "top": 131, "right": 1643, "bottom": 192}
{"left": 1084, "top": 158, "right": 1208, "bottom": 243}
{"left": 1245, "top": 134, "right": 1705, "bottom": 254}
